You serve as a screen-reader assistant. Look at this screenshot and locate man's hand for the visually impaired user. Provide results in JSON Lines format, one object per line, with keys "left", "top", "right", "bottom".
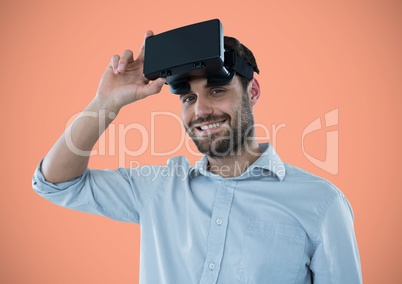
{"left": 41, "top": 30, "right": 166, "bottom": 183}
{"left": 96, "top": 30, "right": 166, "bottom": 113}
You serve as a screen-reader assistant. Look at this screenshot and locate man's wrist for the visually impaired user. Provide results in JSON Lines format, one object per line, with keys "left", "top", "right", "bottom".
{"left": 90, "top": 96, "right": 121, "bottom": 119}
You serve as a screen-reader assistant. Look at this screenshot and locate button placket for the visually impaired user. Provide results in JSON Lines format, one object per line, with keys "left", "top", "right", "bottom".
{"left": 199, "top": 180, "right": 236, "bottom": 284}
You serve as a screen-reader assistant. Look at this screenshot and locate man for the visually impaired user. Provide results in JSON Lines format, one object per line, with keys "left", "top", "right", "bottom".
{"left": 33, "top": 28, "right": 362, "bottom": 283}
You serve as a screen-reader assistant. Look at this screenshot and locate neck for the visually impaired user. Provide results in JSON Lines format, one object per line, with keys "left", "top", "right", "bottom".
{"left": 206, "top": 140, "right": 262, "bottom": 178}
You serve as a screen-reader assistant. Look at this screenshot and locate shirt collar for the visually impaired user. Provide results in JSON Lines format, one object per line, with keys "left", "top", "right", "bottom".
{"left": 189, "top": 143, "right": 286, "bottom": 181}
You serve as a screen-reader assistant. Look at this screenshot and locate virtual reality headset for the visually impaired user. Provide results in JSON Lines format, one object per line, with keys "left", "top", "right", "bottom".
{"left": 143, "top": 19, "right": 255, "bottom": 94}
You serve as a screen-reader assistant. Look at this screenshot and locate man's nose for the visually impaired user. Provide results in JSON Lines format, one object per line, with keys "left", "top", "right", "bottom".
{"left": 195, "top": 96, "right": 214, "bottom": 118}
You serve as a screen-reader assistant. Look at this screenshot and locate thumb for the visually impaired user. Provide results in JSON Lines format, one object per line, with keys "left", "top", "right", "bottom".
{"left": 142, "top": 78, "right": 166, "bottom": 97}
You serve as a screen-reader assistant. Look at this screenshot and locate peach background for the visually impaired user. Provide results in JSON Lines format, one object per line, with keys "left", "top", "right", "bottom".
{"left": 1, "top": 0, "right": 401, "bottom": 283}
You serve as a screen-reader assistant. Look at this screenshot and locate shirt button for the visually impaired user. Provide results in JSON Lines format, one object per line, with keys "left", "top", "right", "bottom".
{"left": 225, "top": 181, "right": 231, "bottom": 186}
{"left": 209, "top": 263, "right": 216, "bottom": 270}
{"left": 216, "top": 218, "right": 223, "bottom": 226}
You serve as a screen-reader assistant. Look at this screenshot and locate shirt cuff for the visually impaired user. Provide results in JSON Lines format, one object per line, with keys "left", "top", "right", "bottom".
{"left": 32, "top": 159, "right": 88, "bottom": 194}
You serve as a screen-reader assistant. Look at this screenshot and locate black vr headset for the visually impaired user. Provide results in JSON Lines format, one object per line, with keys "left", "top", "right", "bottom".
{"left": 143, "top": 19, "right": 255, "bottom": 94}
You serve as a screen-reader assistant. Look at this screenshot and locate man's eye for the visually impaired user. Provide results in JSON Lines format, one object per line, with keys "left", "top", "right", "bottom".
{"left": 182, "top": 95, "right": 195, "bottom": 103}
{"left": 211, "top": 89, "right": 224, "bottom": 95}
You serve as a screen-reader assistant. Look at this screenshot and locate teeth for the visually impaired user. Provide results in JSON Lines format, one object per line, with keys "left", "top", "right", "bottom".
{"left": 200, "top": 122, "right": 223, "bottom": 131}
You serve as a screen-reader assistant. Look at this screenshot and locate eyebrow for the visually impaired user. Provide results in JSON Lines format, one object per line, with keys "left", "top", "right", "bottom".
{"left": 179, "top": 81, "right": 231, "bottom": 98}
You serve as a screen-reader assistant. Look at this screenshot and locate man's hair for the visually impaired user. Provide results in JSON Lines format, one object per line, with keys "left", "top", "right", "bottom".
{"left": 224, "top": 36, "right": 260, "bottom": 91}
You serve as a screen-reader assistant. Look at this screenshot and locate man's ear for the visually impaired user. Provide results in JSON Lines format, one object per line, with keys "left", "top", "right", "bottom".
{"left": 248, "top": 78, "right": 261, "bottom": 107}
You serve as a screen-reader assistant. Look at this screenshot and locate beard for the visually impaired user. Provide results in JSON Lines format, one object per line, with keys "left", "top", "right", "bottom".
{"left": 184, "top": 94, "right": 255, "bottom": 158}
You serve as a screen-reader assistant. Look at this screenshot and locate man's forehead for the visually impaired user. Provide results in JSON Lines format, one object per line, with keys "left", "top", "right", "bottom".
{"left": 186, "top": 75, "right": 238, "bottom": 90}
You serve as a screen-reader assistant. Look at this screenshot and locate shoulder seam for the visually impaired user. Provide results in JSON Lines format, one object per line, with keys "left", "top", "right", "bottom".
{"left": 312, "top": 190, "right": 343, "bottom": 251}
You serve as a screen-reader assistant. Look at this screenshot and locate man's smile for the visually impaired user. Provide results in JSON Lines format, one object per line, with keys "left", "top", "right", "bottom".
{"left": 194, "top": 120, "right": 227, "bottom": 135}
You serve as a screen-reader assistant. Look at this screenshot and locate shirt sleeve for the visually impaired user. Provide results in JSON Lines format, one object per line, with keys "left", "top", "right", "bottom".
{"left": 32, "top": 159, "right": 166, "bottom": 223}
{"left": 310, "top": 193, "right": 363, "bottom": 283}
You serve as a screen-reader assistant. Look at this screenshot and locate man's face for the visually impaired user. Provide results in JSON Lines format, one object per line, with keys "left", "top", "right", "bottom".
{"left": 180, "top": 76, "right": 255, "bottom": 157}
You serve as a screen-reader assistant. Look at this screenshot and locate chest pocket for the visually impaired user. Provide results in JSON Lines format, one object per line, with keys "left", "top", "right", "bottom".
{"left": 237, "top": 220, "right": 306, "bottom": 284}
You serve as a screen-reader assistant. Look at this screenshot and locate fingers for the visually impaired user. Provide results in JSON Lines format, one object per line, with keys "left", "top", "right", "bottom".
{"left": 109, "top": 30, "right": 154, "bottom": 75}
{"left": 137, "top": 30, "right": 154, "bottom": 62}
{"left": 110, "top": 50, "right": 134, "bottom": 74}
{"left": 110, "top": 54, "right": 120, "bottom": 74}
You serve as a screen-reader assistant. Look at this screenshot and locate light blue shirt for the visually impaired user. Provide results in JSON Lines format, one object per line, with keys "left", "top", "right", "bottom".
{"left": 32, "top": 143, "right": 362, "bottom": 284}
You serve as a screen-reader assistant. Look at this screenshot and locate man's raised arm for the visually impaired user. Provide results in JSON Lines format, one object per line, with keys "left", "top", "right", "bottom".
{"left": 41, "top": 31, "right": 166, "bottom": 184}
